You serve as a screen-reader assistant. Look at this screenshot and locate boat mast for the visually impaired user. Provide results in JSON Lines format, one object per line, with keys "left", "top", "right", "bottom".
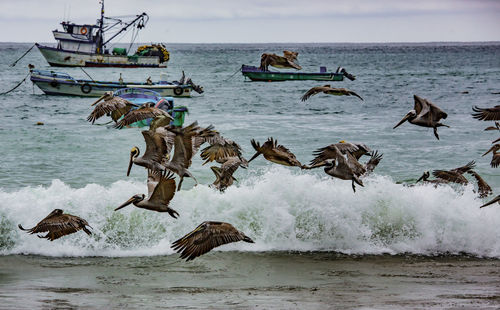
{"left": 96, "top": 0, "right": 105, "bottom": 54}
{"left": 102, "top": 12, "right": 148, "bottom": 47}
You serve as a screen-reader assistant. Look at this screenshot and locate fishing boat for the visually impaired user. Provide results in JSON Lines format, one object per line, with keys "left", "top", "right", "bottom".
{"left": 114, "top": 88, "right": 188, "bottom": 128}
{"left": 36, "top": 0, "right": 169, "bottom": 68}
{"left": 30, "top": 69, "right": 198, "bottom": 98}
{"left": 241, "top": 65, "right": 354, "bottom": 82}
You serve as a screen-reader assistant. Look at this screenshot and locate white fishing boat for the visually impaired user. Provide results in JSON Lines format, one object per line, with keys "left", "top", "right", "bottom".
{"left": 36, "top": 0, "right": 169, "bottom": 68}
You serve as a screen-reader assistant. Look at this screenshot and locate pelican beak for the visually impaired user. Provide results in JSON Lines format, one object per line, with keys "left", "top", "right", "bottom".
{"left": 393, "top": 113, "right": 411, "bottom": 129}
{"left": 247, "top": 151, "right": 261, "bottom": 163}
{"left": 127, "top": 149, "right": 137, "bottom": 176}
{"left": 416, "top": 174, "right": 424, "bottom": 183}
{"left": 115, "top": 197, "right": 136, "bottom": 211}
{"left": 91, "top": 95, "right": 105, "bottom": 106}
{"left": 482, "top": 147, "right": 494, "bottom": 157}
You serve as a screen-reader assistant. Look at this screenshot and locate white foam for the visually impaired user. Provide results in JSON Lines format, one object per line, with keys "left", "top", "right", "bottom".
{"left": 0, "top": 167, "right": 499, "bottom": 257}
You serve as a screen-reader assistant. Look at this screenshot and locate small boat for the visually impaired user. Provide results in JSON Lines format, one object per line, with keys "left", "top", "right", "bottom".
{"left": 114, "top": 88, "right": 188, "bottom": 128}
{"left": 30, "top": 69, "right": 194, "bottom": 98}
{"left": 36, "top": 1, "right": 169, "bottom": 68}
{"left": 241, "top": 65, "right": 349, "bottom": 82}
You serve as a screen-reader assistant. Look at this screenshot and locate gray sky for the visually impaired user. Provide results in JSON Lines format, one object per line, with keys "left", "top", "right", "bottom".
{"left": 1, "top": 0, "right": 499, "bottom": 43}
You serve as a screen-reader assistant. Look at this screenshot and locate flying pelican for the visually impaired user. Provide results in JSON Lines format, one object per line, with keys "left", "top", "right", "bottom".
{"left": 260, "top": 51, "right": 301, "bottom": 71}
{"left": 301, "top": 85, "right": 363, "bottom": 102}
{"left": 393, "top": 95, "right": 449, "bottom": 140}
{"left": 431, "top": 161, "right": 476, "bottom": 184}
{"left": 200, "top": 138, "right": 244, "bottom": 165}
{"left": 323, "top": 146, "right": 365, "bottom": 192}
{"left": 306, "top": 141, "right": 371, "bottom": 169}
{"left": 210, "top": 157, "right": 247, "bottom": 192}
{"left": 467, "top": 170, "right": 493, "bottom": 198}
{"left": 248, "top": 137, "right": 303, "bottom": 168}
{"left": 416, "top": 171, "right": 449, "bottom": 185}
{"left": 472, "top": 105, "right": 500, "bottom": 121}
{"left": 171, "top": 221, "right": 254, "bottom": 261}
{"left": 480, "top": 195, "right": 500, "bottom": 208}
{"left": 115, "top": 172, "right": 179, "bottom": 218}
{"left": 87, "top": 91, "right": 138, "bottom": 124}
{"left": 127, "top": 130, "right": 173, "bottom": 176}
{"left": 114, "top": 105, "right": 172, "bottom": 129}
{"left": 484, "top": 121, "right": 500, "bottom": 131}
{"left": 18, "top": 209, "right": 92, "bottom": 241}
{"left": 363, "top": 151, "right": 383, "bottom": 176}
{"left": 482, "top": 144, "right": 500, "bottom": 168}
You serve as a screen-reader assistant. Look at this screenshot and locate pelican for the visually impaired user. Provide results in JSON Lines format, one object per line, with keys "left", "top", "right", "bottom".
{"left": 480, "top": 195, "right": 500, "bottom": 208}
{"left": 472, "top": 105, "right": 500, "bottom": 121}
{"left": 171, "top": 221, "right": 254, "bottom": 261}
{"left": 114, "top": 105, "right": 172, "bottom": 129}
{"left": 467, "top": 170, "right": 492, "bottom": 198}
{"left": 393, "top": 95, "right": 449, "bottom": 140}
{"left": 363, "top": 151, "right": 383, "bottom": 176}
{"left": 200, "top": 138, "right": 244, "bottom": 165}
{"left": 248, "top": 137, "right": 303, "bottom": 168}
{"left": 186, "top": 78, "right": 204, "bottom": 94}
{"left": 306, "top": 141, "right": 371, "bottom": 169}
{"left": 431, "top": 161, "right": 476, "bottom": 184}
{"left": 323, "top": 146, "right": 365, "bottom": 193}
{"left": 301, "top": 85, "right": 363, "bottom": 102}
{"left": 18, "top": 209, "right": 92, "bottom": 241}
{"left": 416, "top": 171, "right": 449, "bottom": 185}
{"left": 210, "top": 157, "right": 247, "bottom": 192}
{"left": 115, "top": 172, "right": 179, "bottom": 218}
{"left": 484, "top": 121, "right": 500, "bottom": 131}
{"left": 259, "top": 51, "right": 301, "bottom": 71}
{"left": 87, "top": 91, "right": 138, "bottom": 124}
{"left": 482, "top": 144, "right": 500, "bottom": 168}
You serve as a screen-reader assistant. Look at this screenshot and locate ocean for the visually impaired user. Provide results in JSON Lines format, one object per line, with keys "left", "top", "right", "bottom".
{"left": 0, "top": 42, "right": 499, "bottom": 309}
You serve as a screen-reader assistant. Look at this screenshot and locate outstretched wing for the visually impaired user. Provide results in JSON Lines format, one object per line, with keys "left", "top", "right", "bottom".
{"left": 149, "top": 172, "right": 176, "bottom": 206}
{"left": 472, "top": 105, "right": 500, "bottom": 121}
{"left": 19, "top": 213, "right": 91, "bottom": 241}
{"left": 301, "top": 86, "right": 328, "bottom": 102}
{"left": 114, "top": 107, "right": 170, "bottom": 129}
{"left": 467, "top": 170, "right": 492, "bottom": 198}
{"left": 171, "top": 221, "right": 253, "bottom": 261}
{"left": 200, "top": 141, "right": 242, "bottom": 165}
{"left": 87, "top": 97, "right": 135, "bottom": 124}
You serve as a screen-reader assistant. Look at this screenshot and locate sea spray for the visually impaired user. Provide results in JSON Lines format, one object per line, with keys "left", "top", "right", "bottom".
{"left": 1, "top": 166, "right": 499, "bottom": 257}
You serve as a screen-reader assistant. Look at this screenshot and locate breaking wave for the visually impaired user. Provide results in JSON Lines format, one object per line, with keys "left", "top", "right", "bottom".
{"left": 0, "top": 167, "right": 499, "bottom": 257}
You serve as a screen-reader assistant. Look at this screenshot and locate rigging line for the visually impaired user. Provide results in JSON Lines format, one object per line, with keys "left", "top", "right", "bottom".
{"left": 79, "top": 67, "right": 96, "bottom": 83}
{"left": 0, "top": 72, "right": 30, "bottom": 95}
{"left": 224, "top": 67, "right": 242, "bottom": 81}
{"left": 10, "top": 44, "right": 36, "bottom": 67}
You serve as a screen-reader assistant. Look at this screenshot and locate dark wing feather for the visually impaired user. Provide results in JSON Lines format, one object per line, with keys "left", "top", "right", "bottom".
{"left": 20, "top": 214, "right": 91, "bottom": 241}
{"left": 200, "top": 142, "right": 242, "bottom": 165}
{"left": 467, "top": 170, "right": 492, "bottom": 198}
{"left": 432, "top": 171, "right": 468, "bottom": 184}
{"left": 472, "top": 105, "right": 500, "bottom": 121}
{"left": 149, "top": 172, "right": 176, "bottom": 206}
{"left": 114, "top": 107, "right": 166, "bottom": 129}
{"left": 301, "top": 87, "right": 326, "bottom": 102}
{"left": 171, "top": 221, "right": 251, "bottom": 261}
{"left": 87, "top": 97, "right": 134, "bottom": 124}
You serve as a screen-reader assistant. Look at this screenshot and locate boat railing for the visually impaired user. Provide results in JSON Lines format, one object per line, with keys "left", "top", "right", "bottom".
{"left": 114, "top": 88, "right": 162, "bottom": 100}
{"left": 31, "top": 69, "right": 76, "bottom": 81}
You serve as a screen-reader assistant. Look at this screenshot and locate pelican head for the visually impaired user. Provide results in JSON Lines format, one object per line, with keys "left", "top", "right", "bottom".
{"left": 393, "top": 110, "right": 417, "bottom": 129}
{"left": 115, "top": 194, "right": 145, "bottom": 211}
{"left": 91, "top": 91, "right": 114, "bottom": 106}
{"left": 482, "top": 144, "right": 500, "bottom": 156}
{"left": 416, "top": 171, "right": 430, "bottom": 183}
{"left": 127, "top": 147, "right": 140, "bottom": 176}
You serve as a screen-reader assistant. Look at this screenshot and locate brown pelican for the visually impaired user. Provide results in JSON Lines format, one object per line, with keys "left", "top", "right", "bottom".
{"left": 114, "top": 105, "right": 172, "bottom": 129}
{"left": 200, "top": 138, "right": 244, "bottom": 165}
{"left": 115, "top": 172, "right": 179, "bottom": 218}
{"left": 249, "top": 137, "right": 303, "bottom": 168}
{"left": 363, "top": 151, "right": 383, "bottom": 176}
{"left": 87, "top": 91, "right": 138, "bottom": 124}
{"left": 431, "top": 161, "right": 476, "bottom": 184}
{"left": 416, "top": 171, "right": 449, "bottom": 185}
{"left": 127, "top": 129, "right": 173, "bottom": 176}
{"left": 171, "top": 221, "right": 254, "bottom": 261}
{"left": 322, "top": 145, "right": 364, "bottom": 192}
{"left": 472, "top": 105, "right": 500, "bottom": 121}
{"left": 393, "top": 95, "right": 449, "bottom": 140}
{"left": 482, "top": 144, "right": 500, "bottom": 168}
{"left": 18, "top": 209, "right": 92, "bottom": 241}
{"left": 260, "top": 51, "right": 301, "bottom": 71}
{"left": 307, "top": 141, "right": 371, "bottom": 169}
{"left": 210, "top": 157, "right": 247, "bottom": 192}
{"left": 480, "top": 195, "right": 500, "bottom": 208}
{"left": 467, "top": 170, "right": 492, "bottom": 198}
{"left": 301, "top": 86, "right": 363, "bottom": 102}
{"left": 484, "top": 121, "right": 500, "bottom": 131}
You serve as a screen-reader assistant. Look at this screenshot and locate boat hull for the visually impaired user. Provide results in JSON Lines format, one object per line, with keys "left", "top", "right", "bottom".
{"left": 30, "top": 72, "right": 192, "bottom": 98}
{"left": 241, "top": 65, "right": 344, "bottom": 82}
{"left": 36, "top": 44, "right": 166, "bottom": 68}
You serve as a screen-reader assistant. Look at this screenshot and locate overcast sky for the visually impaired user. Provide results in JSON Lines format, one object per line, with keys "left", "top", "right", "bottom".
{"left": 1, "top": 0, "right": 499, "bottom": 43}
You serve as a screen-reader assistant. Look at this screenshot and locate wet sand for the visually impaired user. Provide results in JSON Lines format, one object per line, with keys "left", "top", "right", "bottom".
{"left": 1, "top": 253, "right": 499, "bottom": 309}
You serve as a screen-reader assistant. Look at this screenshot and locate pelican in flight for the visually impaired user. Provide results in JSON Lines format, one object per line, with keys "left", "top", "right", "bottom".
{"left": 393, "top": 95, "right": 449, "bottom": 140}
{"left": 467, "top": 170, "right": 493, "bottom": 198}
{"left": 127, "top": 129, "right": 173, "bottom": 176}
{"left": 210, "top": 157, "right": 248, "bottom": 192}
{"left": 322, "top": 145, "right": 365, "bottom": 192}
{"left": 430, "top": 161, "right": 476, "bottom": 184}
{"left": 171, "top": 221, "right": 254, "bottom": 261}
{"left": 249, "top": 137, "right": 303, "bottom": 168}
{"left": 114, "top": 105, "right": 172, "bottom": 129}
{"left": 87, "top": 91, "right": 138, "bottom": 124}
{"left": 480, "top": 195, "right": 500, "bottom": 208}
{"left": 115, "top": 172, "right": 179, "bottom": 218}
{"left": 416, "top": 171, "right": 449, "bottom": 185}
{"left": 306, "top": 141, "right": 371, "bottom": 169}
{"left": 301, "top": 85, "right": 363, "bottom": 102}
{"left": 472, "top": 105, "right": 500, "bottom": 121}
{"left": 18, "top": 209, "right": 92, "bottom": 241}
{"left": 482, "top": 144, "right": 500, "bottom": 168}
